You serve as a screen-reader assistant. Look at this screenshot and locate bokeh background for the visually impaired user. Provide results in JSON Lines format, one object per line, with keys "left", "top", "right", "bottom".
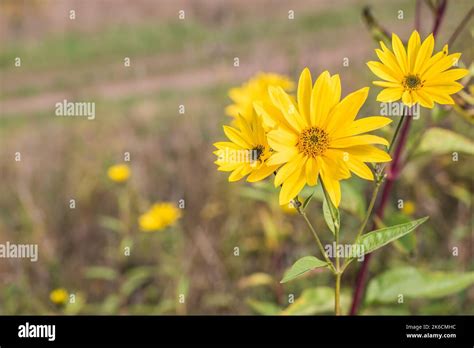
{"left": 0, "top": 0, "right": 473, "bottom": 315}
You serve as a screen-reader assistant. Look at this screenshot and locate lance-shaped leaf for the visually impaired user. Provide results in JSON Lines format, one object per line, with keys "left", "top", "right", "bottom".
{"left": 323, "top": 196, "right": 339, "bottom": 234}
{"left": 353, "top": 216, "right": 429, "bottom": 257}
{"left": 280, "top": 256, "right": 328, "bottom": 283}
{"left": 366, "top": 267, "right": 474, "bottom": 304}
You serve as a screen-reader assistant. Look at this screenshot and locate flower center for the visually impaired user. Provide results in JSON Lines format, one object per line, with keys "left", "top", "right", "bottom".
{"left": 403, "top": 74, "right": 423, "bottom": 90}
{"left": 252, "top": 145, "right": 265, "bottom": 160}
{"left": 297, "top": 127, "right": 329, "bottom": 157}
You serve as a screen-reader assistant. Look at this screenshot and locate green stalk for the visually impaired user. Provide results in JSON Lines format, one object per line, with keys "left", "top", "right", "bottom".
{"left": 295, "top": 198, "right": 336, "bottom": 274}
{"left": 319, "top": 181, "right": 342, "bottom": 315}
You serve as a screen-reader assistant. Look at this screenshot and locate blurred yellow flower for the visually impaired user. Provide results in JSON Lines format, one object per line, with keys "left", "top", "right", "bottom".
{"left": 280, "top": 202, "right": 298, "bottom": 215}
{"left": 226, "top": 72, "right": 294, "bottom": 123}
{"left": 368, "top": 31, "right": 468, "bottom": 107}
{"left": 214, "top": 112, "right": 280, "bottom": 182}
{"left": 107, "top": 164, "right": 130, "bottom": 183}
{"left": 402, "top": 200, "right": 415, "bottom": 216}
{"left": 139, "top": 202, "right": 181, "bottom": 232}
{"left": 50, "top": 288, "right": 68, "bottom": 305}
{"left": 259, "top": 68, "right": 392, "bottom": 207}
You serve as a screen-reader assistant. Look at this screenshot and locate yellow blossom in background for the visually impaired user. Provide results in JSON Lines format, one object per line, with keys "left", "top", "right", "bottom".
{"left": 50, "top": 288, "right": 68, "bottom": 305}
{"left": 139, "top": 202, "right": 181, "bottom": 232}
{"left": 280, "top": 202, "right": 298, "bottom": 215}
{"left": 368, "top": 31, "right": 469, "bottom": 107}
{"left": 214, "top": 112, "right": 280, "bottom": 182}
{"left": 107, "top": 164, "right": 130, "bottom": 183}
{"left": 258, "top": 68, "right": 392, "bottom": 207}
{"left": 402, "top": 200, "right": 415, "bottom": 216}
{"left": 226, "top": 72, "right": 294, "bottom": 123}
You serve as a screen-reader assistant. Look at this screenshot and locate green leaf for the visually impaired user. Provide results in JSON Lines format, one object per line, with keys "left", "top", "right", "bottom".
{"left": 98, "top": 216, "right": 124, "bottom": 233}
{"left": 282, "top": 287, "right": 350, "bottom": 315}
{"left": 120, "top": 267, "right": 154, "bottom": 297}
{"left": 302, "top": 190, "right": 315, "bottom": 210}
{"left": 340, "top": 181, "right": 366, "bottom": 219}
{"left": 247, "top": 299, "right": 281, "bottom": 315}
{"left": 354, "top": 216, "right": 428, "bottom": 256}
{"left": 416, "top": 127, "right": 474, "bottom": 156}
{"left": 366, "top": 267, "right": 474, "bottom": 304}
{"left": 280, "top": 256, "right": 328, "bottom": 283}
{"left": 323, "top": 197, "right": 336, "bottom": 234}
{"left": 84, "top": 266, "right": 118, "bottom": 281}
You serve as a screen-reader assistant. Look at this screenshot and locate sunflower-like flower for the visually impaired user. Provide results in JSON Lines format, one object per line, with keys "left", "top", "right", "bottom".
{"left": 255, "top": 68, "right": 392, "bottom": 207}
{"left": 226, "top": 72, "right": 294, "bottom": 123}
{"left": 214, "top": 112, "right": 280, "bottom": 183}
{"left": 50, "top": 288, "right": 68, "bottom": 305}
{"left": 107, "top": 164, "right": 130, "bottom": 183}
{"left": 139, "top": 202, "right": 181, "bottom": 232}
{"left": 368, "top": 31, "right": 469, "bottom": 107}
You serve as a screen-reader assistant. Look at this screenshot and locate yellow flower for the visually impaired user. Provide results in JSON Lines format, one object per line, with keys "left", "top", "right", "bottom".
{"left": 280, "top": 202, "right": 298, "bottom": 215}
{"left": 50, "top": 288, "right": 68, "bottom": 305}
{"left": 368, "top": 31, "right": 469, "bottom": 107}
{"left": 226, "top": 72, "right": 294, "bottom": 123}
{"left": 402, "top": 200, "right": 415, "bottom": 215}
{"left": 139, "top": 202, "right": 181, "bottom": 232}
{"left": 257, "top": 68, "right": 392, "bottom": 207}
{"left": 107, "top": 164, "right": 130, "bottom": 183}
{"left": 214, "top": 112, "right": 280, "bottom": 182}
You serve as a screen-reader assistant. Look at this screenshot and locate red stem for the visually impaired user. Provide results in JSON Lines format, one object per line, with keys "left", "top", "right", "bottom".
{"left": 349, "top": 0, "right": 447, "bottom": 315}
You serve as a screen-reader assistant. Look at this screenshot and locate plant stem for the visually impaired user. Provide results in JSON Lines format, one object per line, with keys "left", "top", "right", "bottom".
{"left": 296, "top": 202, "right": 336, "bottom": 274}
{"left": 447, "top": 6, "right": 473, "bottom": 46}
{"left": 319, "top": 181, "right": 342, "bottom": 315}
{"left": 335, "top": 272, "right": 341, "bottom": 315}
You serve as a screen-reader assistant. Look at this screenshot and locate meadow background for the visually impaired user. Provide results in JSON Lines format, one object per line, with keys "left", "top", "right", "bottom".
{"left": 0, "top": 0, "right": 473, "bottom": 315}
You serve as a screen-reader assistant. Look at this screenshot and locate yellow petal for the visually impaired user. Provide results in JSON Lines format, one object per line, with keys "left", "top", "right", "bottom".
{"left": 330, "top": 134, "right": 389, "bottom": 148}
{"left": 407, "top": 30, "right": 421, "bottom": 72}
{"left": 267, "top": 147, "right": 299, "bottom": 165}
{"left": 319, "top": 168, "right": 341, "bottom": 208}
{"left": 402, "top": 90, "right": 415, "bottom": 106}
{"left": 422, "top": 53, "right": 462, "bottom": 80}
{"left": 269, "top": 86, "right": 305, "bottom": 132}
{"left": 214, "top": 141, "right": 241, "bottom": 150}
{"left": 320, "top": 151, "right": 351, "bottom": 180}
{"left": 376, "top": 87, "right": 403, "bottom": 103}
{"left": 223, "top": 125, "right": 252, "bottom": 148}
{"left": 228, "top": 165, "right": 247, "bottom": 182}
{"left": 413, "top": 90, "right": 434, "bottom": 108}
{"left": 347, "top": 158, "right": 374, "bottom": 180}
{"left": 413, "top": 34, "right": 434, "bottom": 73}
{"left": 422, "top": 87, "right": 455, "bottom": 104}
{"left": 310, "top": 71, "right": 333, "bottom": 126}
{"left": 344, "top": 145, "right": 392, "bottom": 163}
{"left": 297, "top": 68, "right": 313, "bottom": 125}
{"left": 247, "top": 164, "right": 279, "bottom": 182}
{"left": 332, "top": 116, "right": 392, "bottom": 138}
{"left": 425, "top": 69, "right": 469, "bottom": 85}
{"left": 325, "top": 87, "right": 369, "bottom": 134}
{"left": 375, "top": 48, "right": 404, "bottom": 79}
{"left": 279, "top": 170, "right": 306, "bottom": 205}
{"left": 391, "top": 33, "right": 408, "bottom": 74}
{"left": 267, "top": 128, "right": 298, "bottom": 146}
{"left": 274, "top": 154, "right": 306, "bottom": 187}
{"left": 373, "top": 80, "right": 402, "bottom": 88}
{"left": 305, "top": 157, "right": 320, "bottom": 186}
{"left": 367, "top": 61, "right": 400, "bottom": 83}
